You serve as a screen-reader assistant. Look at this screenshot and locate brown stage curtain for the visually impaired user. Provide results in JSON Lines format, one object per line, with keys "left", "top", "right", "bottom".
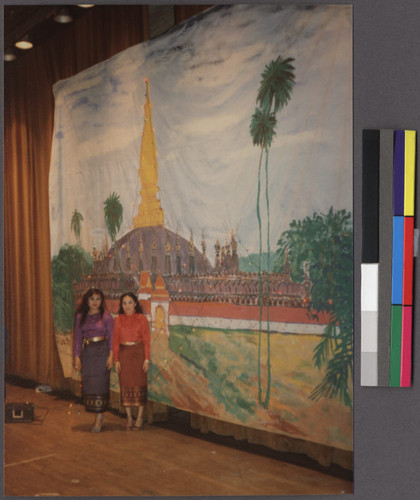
{"left": 4, "top": 4, "right": 210, "bottom": 387}
{"left": 4, "top": 5, "right": 154, "bottom": 387}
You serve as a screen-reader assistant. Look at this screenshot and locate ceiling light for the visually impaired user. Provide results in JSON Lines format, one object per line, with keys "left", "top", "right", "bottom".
{"left": 4, "top": 47, "right": 17, "bottom": 61}
{"left": 15, "top": 35, "right": 33, "bottom": 50}
{"left": 54, "top": 8, "right": 73, "bottom": 23}
{"left": 77, "top": 4, "right": 95, "bottom": 8}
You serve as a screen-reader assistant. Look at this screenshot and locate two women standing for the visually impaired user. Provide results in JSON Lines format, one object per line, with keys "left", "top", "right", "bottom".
{"left": 74, "top": 289, "right": 150, "bottom": 432}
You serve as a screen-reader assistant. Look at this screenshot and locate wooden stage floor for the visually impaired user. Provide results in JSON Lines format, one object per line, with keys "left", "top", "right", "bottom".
{"left": 4, "top": 383, "right": 353, "bottom": 496}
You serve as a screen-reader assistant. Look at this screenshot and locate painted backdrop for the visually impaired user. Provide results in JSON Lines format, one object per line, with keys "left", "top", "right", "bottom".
{"left": 50, "top": 4, "right": 353, "bottom": 450}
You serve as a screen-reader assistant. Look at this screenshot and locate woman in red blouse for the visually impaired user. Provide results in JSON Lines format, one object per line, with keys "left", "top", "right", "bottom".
{"left": 113, "top": 292, "right": 151, "bottom": 430}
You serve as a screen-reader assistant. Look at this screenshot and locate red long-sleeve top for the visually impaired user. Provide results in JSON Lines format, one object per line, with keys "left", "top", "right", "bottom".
{"left": 112, "top": 313, "right": 151, "bottom": 362}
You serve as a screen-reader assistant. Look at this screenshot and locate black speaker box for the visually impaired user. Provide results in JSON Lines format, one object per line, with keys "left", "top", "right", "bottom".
{"left": 5, "top": 402, "right": 35, "bottom": 423}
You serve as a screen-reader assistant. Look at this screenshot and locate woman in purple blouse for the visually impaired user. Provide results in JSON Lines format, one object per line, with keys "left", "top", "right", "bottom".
{"left": 74, "top": 288, "right": 114, "bottom": 432}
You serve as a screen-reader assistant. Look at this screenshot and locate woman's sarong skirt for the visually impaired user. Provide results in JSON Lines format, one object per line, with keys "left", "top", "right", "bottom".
{"left": 81, "top": 340, "right": 110, "bottom": 413}
{"left": 119, "top": 343, "right": 148, "bottom": 407}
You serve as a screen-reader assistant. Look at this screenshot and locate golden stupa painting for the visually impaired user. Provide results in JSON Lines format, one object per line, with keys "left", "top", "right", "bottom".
{"left": 133, "top": 79, "right": 164, "bottom": 229}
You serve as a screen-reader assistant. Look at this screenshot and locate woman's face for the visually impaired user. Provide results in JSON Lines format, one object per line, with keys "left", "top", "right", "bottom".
{"left": 122, "top": 296, "right": 136, "bottom": 316}
{"left": 88, "top": 293, "right": 102, "bottom": 313}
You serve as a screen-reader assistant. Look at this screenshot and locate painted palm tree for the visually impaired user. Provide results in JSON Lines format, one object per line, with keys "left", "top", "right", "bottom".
{"left": 70, "top": 209, "right": 83, "bottom": 246}
{"left": 250, "top": 55, "right": 295, "bottom": 408}
{"left": 256, "top": 56, "right": 295, "bottom": 115}
{"left": 104, "top": 192, "right": 124, "bottom": 273}
{"left": 250, "top": 107, "right": 277, "bottom": 406}
{"left": 256, "top": 55, "right": 295, "bottom": 289}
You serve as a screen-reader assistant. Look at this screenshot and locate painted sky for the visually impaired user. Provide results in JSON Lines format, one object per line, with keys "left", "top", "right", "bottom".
{"left": 49, "top": 4, "right": 352, "bottom": 262}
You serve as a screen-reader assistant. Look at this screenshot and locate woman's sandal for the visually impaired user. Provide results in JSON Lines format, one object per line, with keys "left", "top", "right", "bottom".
{"left": 132, "top": 418, "right": 144, "bottom": 431}
{"left": 126, "top": 418, "right": 133, "bottom": 430}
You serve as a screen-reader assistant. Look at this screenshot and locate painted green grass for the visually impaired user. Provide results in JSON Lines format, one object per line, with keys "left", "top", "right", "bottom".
{"left": 169, "top": 325, "right": 257, "bottom": 421}
{"left": 148, "top": 324, "right": 352, "bottom": 449}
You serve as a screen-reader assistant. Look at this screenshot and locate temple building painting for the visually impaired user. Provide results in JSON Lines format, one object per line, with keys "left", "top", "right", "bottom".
{"left": 49, "top": 4, "right": 353, "bottom": 453}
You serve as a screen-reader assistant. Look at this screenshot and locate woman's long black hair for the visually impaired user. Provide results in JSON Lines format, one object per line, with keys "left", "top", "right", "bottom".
{"left": 118, "top": 292, "right": 143, "bottom": 315}
{"left": 76, "top": 288, "right": 106, "bottom": 326}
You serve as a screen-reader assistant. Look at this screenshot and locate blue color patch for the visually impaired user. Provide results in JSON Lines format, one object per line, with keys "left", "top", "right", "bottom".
{"left": 391, "top": 216, "right": 404, "bottom": 304}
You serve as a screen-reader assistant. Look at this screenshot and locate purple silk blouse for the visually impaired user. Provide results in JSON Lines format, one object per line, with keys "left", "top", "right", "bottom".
{"left": 73, "top": 311, "right": 114, "bottom": 357}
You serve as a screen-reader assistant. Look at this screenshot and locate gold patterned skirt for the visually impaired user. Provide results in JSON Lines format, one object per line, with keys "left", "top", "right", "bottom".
{"left": 118, "top": 343, "right": 148, "bottom": 407}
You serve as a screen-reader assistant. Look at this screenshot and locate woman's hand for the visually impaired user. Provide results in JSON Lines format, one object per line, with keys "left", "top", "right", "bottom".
{"left": 114, "top": 360, "right": 121, "bottom": 374}
{"left": 74, "top": 356, "right": 81, "bottom": 371}
{"left": 106, "top": 352, "right": 114, "bottom": 370}
{"left": 143, "top": 359, "right": 150, "bottom": 373}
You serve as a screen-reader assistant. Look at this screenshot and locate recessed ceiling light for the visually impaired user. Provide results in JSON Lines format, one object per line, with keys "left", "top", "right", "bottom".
{"left": 15, "top": 35, "right": 33, "bottom": 50}
{"left": 4, "top": 47, "right": 17, "bottom": 61}
{"left": 54, "top": 8, "right": 73, "bottom": 23}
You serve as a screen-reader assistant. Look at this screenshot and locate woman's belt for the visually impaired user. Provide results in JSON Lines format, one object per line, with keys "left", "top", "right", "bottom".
{"left": 121, "top": 341, "right": 141, "bottom": 346}
{"left": 83, "top": 336, "right": 106, "bottom": 346}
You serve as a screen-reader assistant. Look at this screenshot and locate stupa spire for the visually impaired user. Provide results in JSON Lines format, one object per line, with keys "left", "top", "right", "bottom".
{"left": 133, "top": 79, "right": 164, "bottom": 228}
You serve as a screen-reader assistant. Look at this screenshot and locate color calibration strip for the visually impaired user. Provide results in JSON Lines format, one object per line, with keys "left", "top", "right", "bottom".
{"left": 361, "top": 130, "right": 379, "bottom": 386}
{"left": 361, "top": 129, "right": 416, "bottom": 387}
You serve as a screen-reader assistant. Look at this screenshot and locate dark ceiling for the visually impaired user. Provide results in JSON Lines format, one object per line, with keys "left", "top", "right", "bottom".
{"left": 4, "top": 4, "right": 212, "bottom": 60}
{"left": 4, "top": 4, "right": 94, "bottom": 51}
